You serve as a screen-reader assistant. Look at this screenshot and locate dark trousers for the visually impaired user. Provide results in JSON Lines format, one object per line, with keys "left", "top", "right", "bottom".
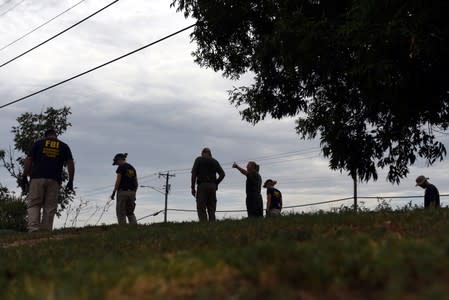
{"left": 196, "top": 183, "right": 217, "bottom": 222}
{"left": 117, "top": 190, "right": 137, "bottom": 225}
{"left": 246, "top": 194, "right": 263, "bottom": 217}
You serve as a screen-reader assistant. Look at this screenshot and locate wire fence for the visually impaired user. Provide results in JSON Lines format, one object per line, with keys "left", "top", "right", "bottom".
{"left": 132, "top": 194, "right": 449, "bottom": 222}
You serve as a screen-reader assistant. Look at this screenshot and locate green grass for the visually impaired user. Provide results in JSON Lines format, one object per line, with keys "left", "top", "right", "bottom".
{"left": 1, "top": 209, "right": 449, "bottom": 299}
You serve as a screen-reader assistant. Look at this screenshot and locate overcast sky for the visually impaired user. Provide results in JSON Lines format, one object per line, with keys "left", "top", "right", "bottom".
{"left": 0, "top": 0, "right": 448, "bottom": 227}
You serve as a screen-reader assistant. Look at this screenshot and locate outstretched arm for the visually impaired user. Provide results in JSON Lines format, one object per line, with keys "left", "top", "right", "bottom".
{"left": 232, "top": 162, "right": 247, "bottom": 176}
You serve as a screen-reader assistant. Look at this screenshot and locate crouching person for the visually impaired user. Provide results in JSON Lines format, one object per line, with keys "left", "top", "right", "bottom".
{"left": 111, "top": 153, "right": 138, "bottom": 225}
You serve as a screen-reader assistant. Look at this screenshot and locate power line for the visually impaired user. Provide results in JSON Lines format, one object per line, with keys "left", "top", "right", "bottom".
{"left": 0, "top": 0, "right": 87, "bottom": 53}
{"left": 173, "top": 154, "right": 321, "bottom": 176}
{"left": 0, "top": 0, "right": 25, "bottom": 18}
{"left": 167, "top": 148, "right": 321, "bottom": 174}
{"left": 77, "top": 173, "right": 159, "bottom": 197}
{"left": 75, "top": 150, "right": 318, "bottom": 198}
{"left": 0, "top": 0, "right": 14, "bottom": 10}
{"left": 0, "top": 23, "right": 196, "bottom": 110}
{"left": 70, "top": 150, "right": 320, "bottom": 200}
{"left": 0, "top": 0, "right": 119, "bottom": 69}
{"left": 140, "top": 185, "right": 164, "bottom": 195}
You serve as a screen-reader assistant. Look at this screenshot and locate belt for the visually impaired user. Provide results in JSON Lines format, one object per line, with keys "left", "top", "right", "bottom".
{"left": 119, "top": 189, "right": 135, "bottom": 192}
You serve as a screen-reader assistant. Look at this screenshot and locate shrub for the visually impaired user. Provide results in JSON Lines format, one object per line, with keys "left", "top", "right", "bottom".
{"left": 0, "top": 194, "right": 27, "bottom": 232}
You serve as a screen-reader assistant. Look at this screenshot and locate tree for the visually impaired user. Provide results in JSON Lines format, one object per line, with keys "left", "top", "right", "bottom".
{"left": 0, "top": 150, "right": 11, "bottom": 197}
{"left": 1, "top": 106, "right": 74, "bottom": 214}
{"left": 171, "top": 0, "right": 449, "bottom": 183}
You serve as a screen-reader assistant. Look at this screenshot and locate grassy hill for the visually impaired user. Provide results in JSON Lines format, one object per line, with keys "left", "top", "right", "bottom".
{"left": 1, "top": 209, "right": 449, "bottom": 299}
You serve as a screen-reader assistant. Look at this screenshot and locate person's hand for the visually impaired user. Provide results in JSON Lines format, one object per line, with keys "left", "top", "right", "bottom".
{"left": 191, "top": 187, "right": 196, "bottom": 197}
{"left": 232, "top": 162, "right": 238, "bottom": 168}
{"left": 110, "top": 191, "right": 116, "bottom": 200}
{"left": 215, "top": 180, "right": 220, "bottom": 191}
{"left": 19, "top": 175, "right": 29, "bottom": 195}
{"left": 65, "top": 179, "right": 74, "bottom": 192}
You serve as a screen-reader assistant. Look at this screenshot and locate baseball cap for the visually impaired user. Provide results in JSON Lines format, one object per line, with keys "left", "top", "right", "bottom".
{"left": 112, "top": 153, "right": 128, "bottom": 165}
{"left": 263, "top": 179, "right": 277, "bottom": 188}
{"left": 415, "top": 175, "right": 429, "bottom": 186}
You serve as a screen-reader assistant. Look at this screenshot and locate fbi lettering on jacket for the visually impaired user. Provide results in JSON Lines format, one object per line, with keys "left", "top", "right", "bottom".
{"left": 42, "top": 140, "right": 60, "bottom": 158}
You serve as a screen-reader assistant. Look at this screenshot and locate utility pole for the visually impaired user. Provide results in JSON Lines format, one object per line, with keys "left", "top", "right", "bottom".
{"left": 159, "top": 171, "right": 175, "bottom": 223}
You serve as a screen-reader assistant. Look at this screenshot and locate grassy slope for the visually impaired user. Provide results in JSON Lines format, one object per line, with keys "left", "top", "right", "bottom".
{"left": 1, "top": 209, "right": 449, "bottom": 299}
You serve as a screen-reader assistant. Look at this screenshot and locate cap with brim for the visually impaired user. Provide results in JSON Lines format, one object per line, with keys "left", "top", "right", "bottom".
{"left": 112, "top": 153, "right": 127, "bottom": 165}
{"left": 415, "top": 175, "right": 429, "bottom": 186}
{"left": 263, "top": 179, "right": 277, "bottom": 188}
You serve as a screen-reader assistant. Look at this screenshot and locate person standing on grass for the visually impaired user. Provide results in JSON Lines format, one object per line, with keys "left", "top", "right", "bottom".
{"left": 232, "top": 161, "right": 263, "bottom": 218}
{"left": 110, "top": 153, "right": 138, "bottom": 224}
{"left": 416, "top": 175, "right": 440, "bottom": 208}
{"left": 191, "top": 147, "right": 226, "bottom": 222}
{"left": 22, "top": 128, "right": 75, "bottom": 232}
{"left": 263, "top": 179, "right": 282, "bottom": 217}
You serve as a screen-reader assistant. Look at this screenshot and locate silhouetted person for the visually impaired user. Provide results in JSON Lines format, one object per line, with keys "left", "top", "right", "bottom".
{"left": 263, "top": 179, "right": 282, "bottom": 217}
{"left": 23, "top": 128, "right": 75, "bottom": 232}
{"left": 416, "top": 175, "right": 440, "bottom": 208}
{"left": 233, "top": 161, "right": 263, "bottom": 217}
{"left": 191, "top": 148, "right": 225, "bottom": 221}
{"left": 111, "top": 153, "right": 138, "bottom": 224}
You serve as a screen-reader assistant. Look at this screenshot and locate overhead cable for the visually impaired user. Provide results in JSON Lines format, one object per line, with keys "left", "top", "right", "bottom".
{"left": 0, "top": 0, "right": 14, "bottom": 11}
{"left": 0, "top": 0, "right": 25, "bottom": 18}
{"left": 0, "top": 0, "right": 87, "bottom": 53}
{"left": 0, "top": 0, "right": 119, "bottom": 69}
{"left": 165, "top": 148, "right": 321, "bottom": 174}
{"left": 0, "top": 23, "right": 196, "bottom": 109}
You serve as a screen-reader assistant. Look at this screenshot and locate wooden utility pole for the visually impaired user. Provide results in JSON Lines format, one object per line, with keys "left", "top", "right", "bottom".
{"left": 159, "top": 171, "right": 176, "bottom": 223}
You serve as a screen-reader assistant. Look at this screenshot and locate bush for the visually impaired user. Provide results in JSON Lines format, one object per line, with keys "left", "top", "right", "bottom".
{"left": 0, "top": 195, "right": 27, "bottom": 232}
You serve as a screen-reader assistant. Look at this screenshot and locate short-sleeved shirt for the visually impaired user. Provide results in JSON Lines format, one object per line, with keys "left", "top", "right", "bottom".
{"left": 28, "top": 137, "right": 73, "bottom": 183}
{"left": 191, "top": 156, "right": 225, "bottom": 185}
{"left": 246, "top": 170, "right": 262, "bottom": 196}
{"left": 267, "top": 187, "right": 282, "bottom": 210}
{"left": 425, "top": 184, "right": 440, "bottom": 208}
{"left": 116, "top": 163, "right": 137, "bottom": 191}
